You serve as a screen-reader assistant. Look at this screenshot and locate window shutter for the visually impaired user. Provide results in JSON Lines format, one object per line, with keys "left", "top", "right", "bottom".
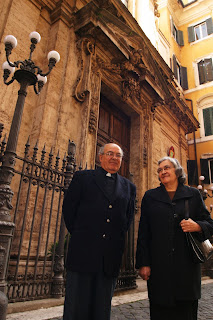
{"left": 204, "top": 58, "right": 213, "bottom": 82}
{"left": 180, "top": 66, "right": 188, "bottom": 90}
{"left": 200, "top": 159, "right": 210, "bottom": 184}
{"left": 188, "top": 26, "right": 195, "bottom": 42}
{"left": 187, "top": 160, "right": 198, "bottom": 185}
{"left": 173, "top": 55, "right": 178, "bottom": 80}
{"left": 203, "top": 107, "right": 213, "bottom": 136}
{"left": 177, "top": 30, "right": 184, "bottom": 46}
{"left": 198, "top": 60, "right": 205, "bottom": 84}
{"left": 206, "top": 17, "right": 213, "bottom": 35}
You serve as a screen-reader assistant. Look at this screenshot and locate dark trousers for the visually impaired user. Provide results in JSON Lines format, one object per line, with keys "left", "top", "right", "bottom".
{"left": 63, "top": 270, "right": 117, "bottom": 320}
{"left": 150, "top": 300, "right": 198, "bottom": 320}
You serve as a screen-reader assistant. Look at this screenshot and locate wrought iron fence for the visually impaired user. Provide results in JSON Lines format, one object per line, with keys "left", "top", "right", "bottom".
{"left": 5, "top": 139, "right": 67, "bottom": 301}
{"left": 0, "top": 125, "right": 137, "bottom": 303}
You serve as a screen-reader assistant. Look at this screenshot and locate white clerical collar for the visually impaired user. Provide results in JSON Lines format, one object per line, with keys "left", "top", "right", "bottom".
{"left": 106, "top": 172, "right": 111, "bottom": 177}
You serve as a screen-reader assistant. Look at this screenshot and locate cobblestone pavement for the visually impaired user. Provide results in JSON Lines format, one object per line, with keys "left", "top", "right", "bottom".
{"left": 111, "top": 283, "right": 213, "bottom": 319}
{"left": 51, "top": 282, "right": 213, "bottom": 320}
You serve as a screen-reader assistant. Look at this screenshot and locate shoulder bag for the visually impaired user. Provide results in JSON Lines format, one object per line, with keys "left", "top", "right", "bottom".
{"left": 185, "top": 199, "right": 213, "bottom": 263}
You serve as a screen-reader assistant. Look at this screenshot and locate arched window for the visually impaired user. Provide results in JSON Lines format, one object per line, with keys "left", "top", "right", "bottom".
{"left": 197, "top": 95, "right": 213, "bottom": 184}
{"left": 203, "top": 106, "right": 213, "bottom": 136}
{"left": 197, "top": 94, "right": 213, "bottom": 139}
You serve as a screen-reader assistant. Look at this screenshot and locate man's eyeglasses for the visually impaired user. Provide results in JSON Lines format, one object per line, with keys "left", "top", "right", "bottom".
{"left": 157, "top": 165, "right": 173, "bottom": 174}
{"left": 103, "top": 152, "right": 123, "bottom": 159}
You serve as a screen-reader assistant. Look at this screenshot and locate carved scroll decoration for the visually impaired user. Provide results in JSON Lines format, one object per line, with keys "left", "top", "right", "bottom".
{"left": 74, "top": 38, "right": 95, "bottom": 102}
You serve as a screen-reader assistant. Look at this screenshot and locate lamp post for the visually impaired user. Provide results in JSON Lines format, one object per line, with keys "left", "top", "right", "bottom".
{"left": 197, "top": 176, "right": 213, "bottom": 213}
{"left": 0, "top": 31, "right": 60, "bottom": 319}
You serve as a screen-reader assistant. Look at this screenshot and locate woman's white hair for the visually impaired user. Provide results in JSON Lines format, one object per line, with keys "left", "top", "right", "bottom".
{"left": 158, "top": 156, "right": 186, "bottom": 184}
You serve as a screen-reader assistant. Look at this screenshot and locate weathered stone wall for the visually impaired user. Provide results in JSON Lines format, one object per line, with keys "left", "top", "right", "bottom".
{"left": 0, "top": 0, "right": 92, "bottom": 164}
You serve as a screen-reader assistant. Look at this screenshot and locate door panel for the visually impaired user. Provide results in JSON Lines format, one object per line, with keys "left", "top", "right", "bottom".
{"left": 96, "top": 95, "right": 130, "bottom": 178}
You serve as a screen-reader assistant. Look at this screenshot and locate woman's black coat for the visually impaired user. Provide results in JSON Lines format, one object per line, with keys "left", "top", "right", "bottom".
{"left": 135, "top": 183, "right": 213, "bottom": 305}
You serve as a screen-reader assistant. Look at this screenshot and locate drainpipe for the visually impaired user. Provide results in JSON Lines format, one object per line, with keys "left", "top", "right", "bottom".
{"left": 186, "top": 98, "right": 198, "bottom": 182}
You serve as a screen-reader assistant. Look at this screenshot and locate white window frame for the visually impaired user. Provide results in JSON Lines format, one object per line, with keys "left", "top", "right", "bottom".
{"left": 173, "top": 24, "right": 178, "bottom": 42}
{"left": 200, "top": 154, "right": 213, "bottom": 185}
{"left": 194, "top": 21, "right": 208, "bottom": 41}
{"left": 170, "top": 16, "right": 178, "bottom": 43}
{"left": 193, "top": 54, "right": 213, "bottom": 87}
{"left": 189, "top": 16, "right": 213, "bottom": 45}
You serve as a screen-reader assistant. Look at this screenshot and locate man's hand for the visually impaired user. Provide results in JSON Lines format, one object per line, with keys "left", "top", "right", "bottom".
{"left": 180, "top": 218, "right": 202, "bottom": 233}
{"left": 138, "top": 266, "right": 151, "bottom": 280}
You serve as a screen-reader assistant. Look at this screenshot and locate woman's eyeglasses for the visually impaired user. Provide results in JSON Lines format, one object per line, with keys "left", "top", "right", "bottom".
{"left": 157, "top": 165, "right": 173, "bottom": 174}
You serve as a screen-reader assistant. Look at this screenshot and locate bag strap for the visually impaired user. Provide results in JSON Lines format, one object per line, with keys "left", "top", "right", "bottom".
{"left": 185, "top": 199, "right": 189, "bottom": 220}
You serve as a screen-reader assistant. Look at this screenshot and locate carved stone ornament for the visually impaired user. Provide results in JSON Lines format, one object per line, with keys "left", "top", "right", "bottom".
{"left": 89, "top": 110, "right": 97, "bottom": 134}
{"left": 98, "top": 49, "right": 152, "bottom": 102}
{"left": 151, "top": 102, "right": 159, "bottom": 120}
{"left": 74, "top": 38, "right": 95, "bottom": 102}
{"left": 0, "top": 188, "right": 13, "bottom": 210}
{"left": 122, "top": 73, "right": 141, "bottom": 101}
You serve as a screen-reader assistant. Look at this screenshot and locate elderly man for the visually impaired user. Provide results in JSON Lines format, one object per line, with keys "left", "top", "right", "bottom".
{"left": 63, "top": 143, "right": 136, "bottom": 320}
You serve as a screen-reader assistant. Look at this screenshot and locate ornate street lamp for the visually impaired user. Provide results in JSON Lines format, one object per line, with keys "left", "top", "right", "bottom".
{"left": 0, "top": 31, "right": 60, "bottom": 319}
{"left": 2, "top": 32, "right": 60, "bottom": 93}
{"left": 197, "top": 175, "right": 213, "bottom": 212}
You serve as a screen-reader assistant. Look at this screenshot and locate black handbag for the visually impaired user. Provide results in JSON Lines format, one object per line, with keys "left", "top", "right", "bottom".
{"left": 185, "top": 199, "right": 213, "bottom": 263}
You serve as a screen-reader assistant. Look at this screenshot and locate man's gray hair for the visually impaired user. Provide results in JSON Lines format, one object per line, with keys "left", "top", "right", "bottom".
{"left": 158, "top": 156, "right": 186, "bottom": 184}
{"left": 98, "top": 144, "right": 124, "bottom": 157}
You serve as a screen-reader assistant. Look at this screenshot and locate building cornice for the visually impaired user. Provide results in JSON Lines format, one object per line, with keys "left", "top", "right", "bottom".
{"left": 180, "top": 6, "right": 212, "bottom": 25}
{"left": 158, "top": 0, "right": 213, "bottom": 27}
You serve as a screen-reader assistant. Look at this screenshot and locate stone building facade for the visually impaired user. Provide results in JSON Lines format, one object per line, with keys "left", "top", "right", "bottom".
{"left": 0, "top": 0, "right": 199, "bottom": 253}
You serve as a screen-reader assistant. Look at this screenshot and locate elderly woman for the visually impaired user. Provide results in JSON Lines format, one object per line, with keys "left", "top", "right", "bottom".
{"left": 136, "top": 157, "right": 213, "bottom": 320}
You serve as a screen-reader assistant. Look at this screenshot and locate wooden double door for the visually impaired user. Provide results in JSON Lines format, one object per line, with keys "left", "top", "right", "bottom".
{"left": 96, "top": 95, "right": 130, "bottom": 178}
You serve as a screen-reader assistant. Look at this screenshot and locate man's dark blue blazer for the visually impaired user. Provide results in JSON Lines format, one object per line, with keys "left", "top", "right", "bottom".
{"left": 62, "top": 167, "right": 136, "bottom": 277}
